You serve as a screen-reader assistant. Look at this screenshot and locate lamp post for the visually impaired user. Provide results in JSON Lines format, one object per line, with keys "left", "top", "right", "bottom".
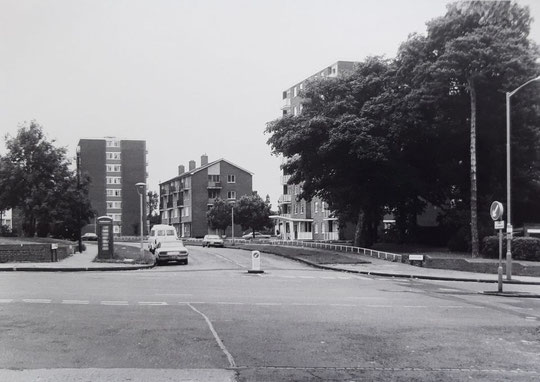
{"left": 135, "top": 182, "right": 146, "bottom": 259}
{"left": 505, "top": 75, "right": 540, "bottom": 280}
{"left": 76, "top": 146, "right": 82, "bottom": 254}
{"left": 231, "top": 203, "right": 235, "bottom": 246}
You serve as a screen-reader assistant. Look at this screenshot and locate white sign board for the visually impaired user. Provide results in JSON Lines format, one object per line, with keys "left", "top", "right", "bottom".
{"left": 409, "top": 254, "right": 424, "bottom": 261}
{"left": 494, "top": 221, "right": 505, "bottom": 230}
{"left": 251, "top": 251, "right": 261, "bottom": 271}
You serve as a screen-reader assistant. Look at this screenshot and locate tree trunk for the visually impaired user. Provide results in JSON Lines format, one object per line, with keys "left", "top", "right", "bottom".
{"left": 469, "top": 77, "right": 479, "bottom": 257}
{"left": 353, "top": 209, "right": 365, "bottom": 247}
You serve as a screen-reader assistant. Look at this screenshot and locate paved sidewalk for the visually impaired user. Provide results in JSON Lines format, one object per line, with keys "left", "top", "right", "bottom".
{"left": 240, "top": 244, "right": 540, "bottom": 286}
{"left": 0, "top": 243, "right": 153, "bottom": 271}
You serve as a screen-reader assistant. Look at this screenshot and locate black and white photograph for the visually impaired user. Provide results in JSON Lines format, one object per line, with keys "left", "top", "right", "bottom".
{"left": 1, "top": 0, "right": 540, "bottom": 381}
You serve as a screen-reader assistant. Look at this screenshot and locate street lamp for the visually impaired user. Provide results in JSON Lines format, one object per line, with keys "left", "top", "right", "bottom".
{"left": 505, "top": 74, "right": 540, "bottom": 280}
{"left": 76, "top": 146, "right": 82, "bottom": 254}
{"left": 135, "top": 182, "right": 146, "bottom": 259}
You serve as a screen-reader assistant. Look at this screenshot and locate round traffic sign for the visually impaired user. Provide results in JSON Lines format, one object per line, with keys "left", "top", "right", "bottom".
{"left": 490, "top": 201, "right": 504, "bottom": 221}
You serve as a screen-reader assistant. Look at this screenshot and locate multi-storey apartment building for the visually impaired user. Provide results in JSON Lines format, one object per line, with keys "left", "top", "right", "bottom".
{"left": 159, "top": 155, "right": 252, "bottom": 238}
{"left": 78, "top": 137, "right": 147, "bottom": 236}
{"left": 273, "top": 61, "right": 357, "bottom": 241}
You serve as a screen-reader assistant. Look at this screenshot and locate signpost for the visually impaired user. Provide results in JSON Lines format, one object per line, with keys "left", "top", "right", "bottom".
{"left": 490, "top": 201, "right": 504, "bottom": 292}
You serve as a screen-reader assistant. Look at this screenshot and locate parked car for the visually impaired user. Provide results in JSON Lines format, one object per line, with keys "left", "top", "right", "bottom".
{"left": 148, "top": 224, "right": 178, "bottom": 254}
{"left": 81, "top": 233, "right": 98, "bottom": 241}
{"left": 242, "top": 232, "right": 271, "bottom": 240}
{"left": 154, "top": 239, "right": 189, "bottom": 265}
{"left": 202, "top": 234, "right": 224, "bottom": 247}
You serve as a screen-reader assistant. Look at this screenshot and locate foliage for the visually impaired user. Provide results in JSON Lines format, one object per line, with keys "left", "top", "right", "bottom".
{"left": 147, "top": 191, "right": 161, "bottom": 226}
{"left": 266, "top": 1, "right": 540, "bottom": 252}
{"left": 234, "top": 194, "right": 272, "bottom": 235}
{"left": 0, "top": 121, "right": 95, "bottom": 238}
{"left": 206, "top": 197, "right": 232, "bottom": 235}
{"left": 482, "top": 236, "right": 540, "bottom": 261}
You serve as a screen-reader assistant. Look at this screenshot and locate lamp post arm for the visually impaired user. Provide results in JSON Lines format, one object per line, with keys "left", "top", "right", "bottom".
{"left": 508, "top": 75, "right": 540, "bottom": 97}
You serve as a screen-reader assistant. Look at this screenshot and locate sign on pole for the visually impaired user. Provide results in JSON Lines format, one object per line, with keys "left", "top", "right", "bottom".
{"left": 248, "top": 251, "right": 264, "bottom": 274}
{"left": 494, "top": 220, "right": 505, "bottom": 230}
{"left": 490, "top": 201, "right": 504, "bottom": 221}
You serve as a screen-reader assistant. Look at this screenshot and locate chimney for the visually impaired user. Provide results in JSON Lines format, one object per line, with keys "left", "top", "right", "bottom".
{"left": 189, "top": 160, "right": 196, "bottom": 171}
{"left": 201, "top": 154, "right": 208, "bottom": 166}
{"left": 178, "top": 165, "right": 185, "bottom": 175}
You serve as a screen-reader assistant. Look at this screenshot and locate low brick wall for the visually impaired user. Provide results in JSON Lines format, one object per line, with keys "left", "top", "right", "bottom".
{"left": 0, "top": 244, "right": 72, "bottom": 263}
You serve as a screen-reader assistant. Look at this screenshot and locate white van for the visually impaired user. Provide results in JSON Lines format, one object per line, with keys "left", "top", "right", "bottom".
{"left": 148, "top": 224, "right": 179, "bottom": 254}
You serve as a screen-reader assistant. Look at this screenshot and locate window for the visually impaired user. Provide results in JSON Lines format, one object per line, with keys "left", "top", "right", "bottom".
{"left": 106, "top": 176, "right": 122, "bottom": 185}
{"left": 314, "top": 223, "right": 319, "bottom": 234}
{"left": 107, "top": 213, "right": 121, "bottom": 222}
{"left": 227, "top": 174, "right": 236, "bottom": 183}
{"left": 293, "top": 106, "right": 298, "bottom": 116}
{"left": 106, "top": 139, "right": 120, "bottom": 147}
{"left": 106, "top": 164, "right": 121, "bottom": 172}
{"left": 314, "top": 201, "right": 319, "bottom": 213}
{"left": 106, "top": 189, "right": 122, "bottom": 197}
{"left": 208, "top": 175, "right": 220, "bottom": 182}
{"left": 107, "top": 201, "right": 121, "bottom": 209}
{"left": 300, "top": 202, "right": 304, "bottom": 214}
{"left": 322, "top": 223, "right": 326, "bottom": 234}
{"left": 294, "top": 203, "right": 298, "bottom": 214}
{"left": 113, "top": 225, "right": 120, "bottom": 234}
{"left": 293, "top": 86, "right": 298, "bottom": 97}
{"left": 299, "top": 83, "right": 303, "bottom": 90}
{"left": 227, "top": 191, "right": 236, "bottom": 199}
{"left": 208, "top": 190, "right": 220, "bottom": 199}
{"left": 106, "top": 152, "right": 121, "bottom": 160}
{"left": 282, "top": 91, "right": 288, "bottom": 99}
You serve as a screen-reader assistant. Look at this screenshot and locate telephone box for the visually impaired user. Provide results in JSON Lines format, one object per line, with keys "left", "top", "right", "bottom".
{"left": 97, "top": 216, "right": 114, "bottom": 259}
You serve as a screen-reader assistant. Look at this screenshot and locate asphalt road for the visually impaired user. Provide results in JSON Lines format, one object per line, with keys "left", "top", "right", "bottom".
{"left": 0, "top": 245, "right": 539, "bottom": 381}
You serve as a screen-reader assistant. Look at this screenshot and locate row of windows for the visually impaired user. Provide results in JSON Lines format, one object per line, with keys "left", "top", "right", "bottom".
{"left": 106, "top": 152, "right": 121, "bottom": 160}
{"left": 106, "top": 139, "right": 120, "bottom": 148}
{"left": 207, "top": 174, "right": 236, "bottom": 183}
{"left": 106, "top": 164, "right": 121, "bottom": 172}
{"left": 162, "top": 207, "right": 190, "bottom": 219}
{"left": 106, "top": 176, "right": 122, "bottom": 185}
{"left": 106, "top": 201, "right": 122, "bottom": 209}
{"left": 107, "top": 213, "right": 122, "bottom": 222}
{"left": 106, "top": 189, "right": 122, "bottom": 197}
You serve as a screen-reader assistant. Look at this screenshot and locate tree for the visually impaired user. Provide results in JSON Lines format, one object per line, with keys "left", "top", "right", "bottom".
{"left": 234, "top": 194, "right": 272, "bottom": 236}
{"left": 147, "top": 190, "right": 161, "bottom": 226}
{"left": 206, "top": 197, "right": 232, "bottom": 235}
{"left": 0, "top": 121, "right": 95, "bottom": 238}
{"left": 403, "top": 1, "right": 540, "bottom": 255}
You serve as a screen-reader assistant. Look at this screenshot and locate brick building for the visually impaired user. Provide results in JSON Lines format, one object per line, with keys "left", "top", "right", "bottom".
{"left": 159, "top": 155, "right": 252, "bottom": 238}
{"left": 78, "top": 137, "right": 147, "bottom": 236}
{"left": 273, "top": 61, "right": 357, "bottom": 241}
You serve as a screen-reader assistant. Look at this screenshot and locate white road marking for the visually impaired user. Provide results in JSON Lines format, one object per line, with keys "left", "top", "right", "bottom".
{"left": 154, "top": 293, "right": 193, "bottom": 296}
{"left": 214, "top": 302, "right": 245, "bottom": 305}
{"left": 22, "top": 299, "right": 51, "bottom": 304}
{"left": 320, "top": 276, "right": 336, "bottom": 279}
{"left": 403, "top": 305, "right": 428, "bottom": 308}
{"left": 187, "top": 303, "right": 236, "bottom": 368}
{"left": 62, "top": 300, "right": 89, "bottom": 305}
{"left": 298, "top": 276, "right": 315, "bottom": 279}
{"left": 525, "top": 316, "right": 537, "bottom": 321}
{"left": 0, "top": 299, "right": 13, "bottom": 303}
{"left": 438, "top": 288, "right": 462, "bottom": 292}
{"left": 101, "top": 301, "right": 129, "bottom": 306}
{"left": 366, "top": 305, "right": 393, "bottom": 308}
{"left": 138, "top": 301, "right": 168, "bottom": 306}
{"left": 255, "top": 302, "right": 282, "bottom": 306}
{"left": 440, "top": 305, "right": 465, "bottom": 308}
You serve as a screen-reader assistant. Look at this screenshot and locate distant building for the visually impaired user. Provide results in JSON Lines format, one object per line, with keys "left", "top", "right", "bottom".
{"left": 159, "top": 155, "right": 253, "bottom": 238}
{"left": 274, "top": 61, "right": 357, "bottom": 241}
{"left": 78, "top": 137, "right": 147, "bottom": 236}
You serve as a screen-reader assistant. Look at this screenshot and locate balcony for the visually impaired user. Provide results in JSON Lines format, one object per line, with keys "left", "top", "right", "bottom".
{"left": 297, "top": 232, "right": 313, "bottom": 240}
{"left": 167, "top": 201, "right": 173, "bottom": 209}
{"left": 170, "top": 217, "right": 180, "bottom": 224}
{"left": 162, "top": 218, "right": 169, "bottom": 225}
{"left": 207, "top": 181, "right": 222, "bottom": 189}
{"left": 281, "top": 98, "right": 291, "bottom": 110}
{"left": 280, "top": 175, "right": 291, "bottom": 185}
{"left": 176, "top": 196, "right": 184, "bottom": 207}
{"left": 278, "top": 194, "right": 292, "bottom": 204}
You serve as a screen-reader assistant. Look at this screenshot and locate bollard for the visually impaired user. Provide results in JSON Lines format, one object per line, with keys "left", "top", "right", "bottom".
{"left": 248, "top": 250, "right": 264, "bottom": 274}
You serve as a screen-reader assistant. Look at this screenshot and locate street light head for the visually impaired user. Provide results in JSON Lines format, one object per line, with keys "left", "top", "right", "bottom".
{"left": 135, "top": 182, "right": 146, "bottom": 195}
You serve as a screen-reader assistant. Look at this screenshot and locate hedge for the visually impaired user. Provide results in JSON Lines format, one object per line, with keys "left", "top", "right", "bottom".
{"left": 482, "top": 236, "right": 540, "bottom": 261}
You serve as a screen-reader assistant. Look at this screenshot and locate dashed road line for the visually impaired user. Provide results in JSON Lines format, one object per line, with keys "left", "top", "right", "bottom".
{"left": 525, "top": 316, "right": 538, "bottom": 321}
{"left": 101, "top": 301, "right": 129, "bottom": 306}
{"left": 0, "top": 299, "right": 13, "bottom": 303}
{"left": 138, "top": 301, "right": 168, "bottom": 306}
{"left": 62, "top": 300, "right": 89, "bottom": 305}
{"left": 22, "top": 299, "right": 51, "bottom": 304}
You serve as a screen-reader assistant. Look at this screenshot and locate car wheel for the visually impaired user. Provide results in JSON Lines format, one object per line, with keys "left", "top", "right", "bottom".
{"left": 183, "top": 259, "right": 188, "bottom": 265}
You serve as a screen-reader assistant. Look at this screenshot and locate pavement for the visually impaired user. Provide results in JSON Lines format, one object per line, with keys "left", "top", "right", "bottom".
{"left": 0, "top": 243, "right": 153, "bottom": 271}
{"left": 0, "top": 241, "right": 539, "bottom": 288}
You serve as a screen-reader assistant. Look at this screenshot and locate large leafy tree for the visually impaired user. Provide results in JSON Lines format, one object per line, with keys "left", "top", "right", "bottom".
{"left": 0, "top": 121, "right": 94, "bottom": 238}
{"left": 147, "top": 190, "right": 161, "bottom": 226}
{"left": 234, "top": 194, "right": 272, "bottom": 236}
{"left": 399, "top": 1, "right": 540, "bottom": 255}
{"left": 206, "top": 197, "right": 232, "bottom": 235}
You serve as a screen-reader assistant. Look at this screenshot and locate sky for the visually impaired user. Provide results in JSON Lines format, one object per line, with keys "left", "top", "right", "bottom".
{"left": 1, "top": 0, "right": 539, "bottom": 207}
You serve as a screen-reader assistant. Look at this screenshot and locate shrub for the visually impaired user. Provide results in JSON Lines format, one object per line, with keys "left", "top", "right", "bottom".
{"left": 482, "top": 236, "right": 540, "bottom": 261}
